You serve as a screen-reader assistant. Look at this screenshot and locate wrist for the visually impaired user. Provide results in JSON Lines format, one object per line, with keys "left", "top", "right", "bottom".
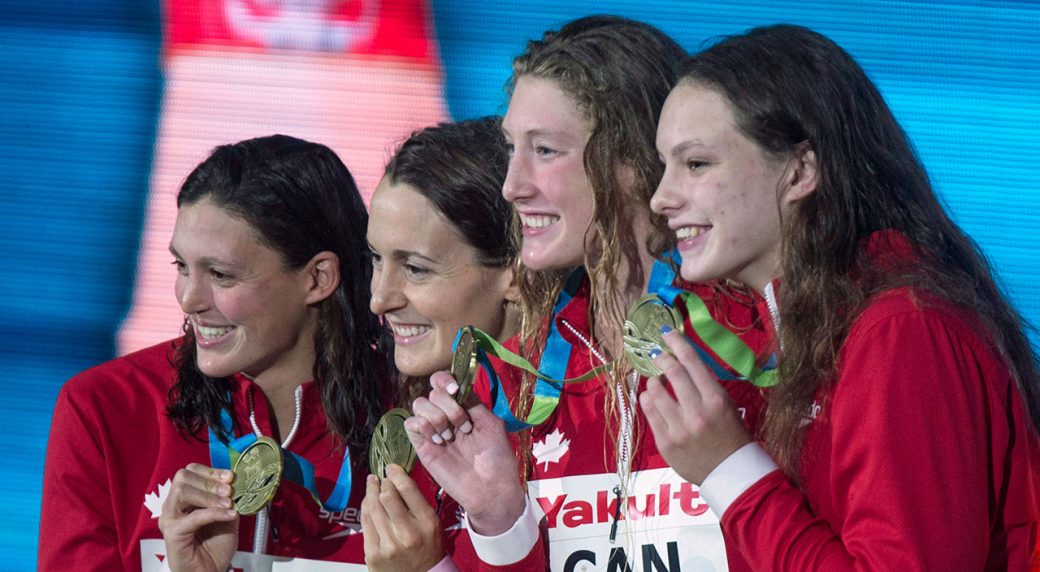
{"left": 466, "top": 485, "right": 526, "bottom": 536}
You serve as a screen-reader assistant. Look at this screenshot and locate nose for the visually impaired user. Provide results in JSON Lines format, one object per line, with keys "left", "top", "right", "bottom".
{"left": 502, "top": 151, "right": 533, "bottom": 204}
{"left": 176, "top": 273, "right": 210, "bottom": 315}
{"left": 369, "top": 265, "right": 405, "bottom": 316}
{"left": 650, "top": 165, "right": 682, "bottom": 217}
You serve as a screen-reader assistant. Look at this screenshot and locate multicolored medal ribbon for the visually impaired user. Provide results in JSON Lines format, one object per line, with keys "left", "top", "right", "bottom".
{"left": 208, "top": 404, "right": 353, "bottom": 513}
{"left": 459, "top": 251, "right": 777, "bottom": 432}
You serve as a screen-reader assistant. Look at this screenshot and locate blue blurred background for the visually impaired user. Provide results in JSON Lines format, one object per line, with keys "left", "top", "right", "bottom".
{"left": 2, "top": 0, "right": 1038, "bottom": 568}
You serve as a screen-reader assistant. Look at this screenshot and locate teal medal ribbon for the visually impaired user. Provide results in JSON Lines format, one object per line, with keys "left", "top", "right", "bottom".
{"left": 207, "top": 396, "right": 353, "bottom": 511}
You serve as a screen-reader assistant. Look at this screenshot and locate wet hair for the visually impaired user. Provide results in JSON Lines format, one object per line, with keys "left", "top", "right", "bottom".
{"left": 507, "top": 15, "right": 686, "bottom": 476}
{"left": 384, "top": 116, "right": 514, "bottom": 268}
{"left": 678, "top": 25, "right": 1040, "bottom": 471}
{"left": 380, "top": 116, "right": 516, "bottom": 403}
{"left": 167, "top": 134, "right": 392, "bottom": 455}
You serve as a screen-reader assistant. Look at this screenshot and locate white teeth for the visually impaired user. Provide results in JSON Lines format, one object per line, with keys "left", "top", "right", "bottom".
{"left": 676, "top": 226, "right": 708, "bottom": 240}
{"left": 520, "top": 213, "right": 559, "bottom": 229}
{"left": 197, "top": 325, "right": 234, "bottom": 339}
{"left": 391, "top": 324, "right": 431, "bottom": 338}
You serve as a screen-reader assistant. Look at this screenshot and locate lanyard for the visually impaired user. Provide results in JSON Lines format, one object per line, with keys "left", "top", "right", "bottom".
{"left": 207, "top": 396, "right": 354, "bottom": 512}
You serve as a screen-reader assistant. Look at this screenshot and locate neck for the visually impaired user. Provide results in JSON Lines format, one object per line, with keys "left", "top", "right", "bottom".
{"left": 589, "top": 214, "right": 658, "bottom": 355}
{"left": 249, "top": 358, "right": 313, "bottom": 441}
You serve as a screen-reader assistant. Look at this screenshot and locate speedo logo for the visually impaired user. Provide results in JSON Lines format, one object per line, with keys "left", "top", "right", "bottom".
{"left": 529, "top": 468, "right": 717, "bottom": 533}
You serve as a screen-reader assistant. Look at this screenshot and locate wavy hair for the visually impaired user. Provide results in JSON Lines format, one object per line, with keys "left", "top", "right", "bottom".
{"left": 507, "top": 15, "right": 686, "bottom": 475}
{"left": 679, "top": 25, "right": 1040, "bottom": 472}
{"left": 166, "top": 135, "right": 393, "bottom": 457}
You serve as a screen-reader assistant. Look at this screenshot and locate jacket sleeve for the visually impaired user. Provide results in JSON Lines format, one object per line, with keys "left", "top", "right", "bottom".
{"left": 39, "top": 379, "right": 124, "bottom": 571}
{"left": 720, "top": 302, "right": 1007, "bottom": 570}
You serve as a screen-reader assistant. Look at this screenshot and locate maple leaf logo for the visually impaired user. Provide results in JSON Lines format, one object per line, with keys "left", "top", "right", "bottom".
{"left": 144, "top": 479, "right": 172, "bottom": 519}
{"left": 532, "top": 429, "right": 570, "bottom": 471}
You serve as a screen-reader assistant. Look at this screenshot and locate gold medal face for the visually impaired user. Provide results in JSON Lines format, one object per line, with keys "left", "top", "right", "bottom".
{"left": 231, "top": 436, "right": 283, "bottom": 515}
{"left": 369, "top": 407, "right": 416, "bottom": 478}
{"left": 450, "top": 326, "right": 478, "bottom": 404}
{"left": 623, "top": 294, "right": 684, "bottom": 377}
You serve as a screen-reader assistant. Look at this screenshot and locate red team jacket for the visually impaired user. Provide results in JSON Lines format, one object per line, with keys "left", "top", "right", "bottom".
{"left": 468, "top": 236, "right": 1039, "bottom": 570}
{"left": 471, "top": 279, "right": 772, "bottom": 571}
{"left": 38, "top": 339, "right": 503, "bottom": 571}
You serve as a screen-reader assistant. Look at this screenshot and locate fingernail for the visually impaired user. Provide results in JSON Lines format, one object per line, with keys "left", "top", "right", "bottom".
{"left": 221, "top": 497, "right": 232, "bottom": 508}
{"left": 440, "top": 428, "right": 453, "bottom": 441}
{"left": 226, "top": 509, "right": 238, "bottom": 517}
{"left": 660, "top": 325, "right": 673, "bottom": 335}
{"left": 649, "top": 348, "right": 662, "bottom": 359}
{"left": 459, "top": 421, "right": 473, "bottom": 434}
{"left": 218, "top": 484, "right": 230, "bottom": 495}
{"left": 432, "top": 433, "right": 444, "bottom": 445}
{"left": 446, "top": 381, "right": 459, "bottom": 395}
{"left": 221, "top": 470, "right": 234, "bottom": 482}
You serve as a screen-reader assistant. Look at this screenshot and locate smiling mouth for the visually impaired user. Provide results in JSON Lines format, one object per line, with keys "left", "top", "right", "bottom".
{"left": 676, "top": 225, "right": 709, "bottom": 240}
{"left": 389, "top": 323, "right": 432, "bottom": 338}
{"left": 519, "top": 213, "right": 560, "bottom": 229}
{"left": 196, "top": 325, "right": 235, "bottom": 339}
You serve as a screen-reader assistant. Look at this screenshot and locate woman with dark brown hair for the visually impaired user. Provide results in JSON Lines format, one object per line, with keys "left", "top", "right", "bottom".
{"left": 645, "top": 24, "right": 1040, "bottom": 570}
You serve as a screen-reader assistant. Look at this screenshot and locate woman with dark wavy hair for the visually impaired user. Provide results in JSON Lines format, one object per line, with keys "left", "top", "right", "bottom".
{"left": 40, "top": 135, "right": 393, "bottom": 570}
{"left": 645, "top": 25, "right": 1040, "bottom": 570}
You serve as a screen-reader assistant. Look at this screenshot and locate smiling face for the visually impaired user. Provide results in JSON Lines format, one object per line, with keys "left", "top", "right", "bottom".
{"left": 171, "top": 199, "right": 319, "bottom": 381}
{"left": 367, "top": 179, "right": 516, "bottom": 377}
{"left": 652, "top": 82, "right": 809, "bottom": 291}
{"left": 502, "top": 76, "right": 596, "bottom": 271}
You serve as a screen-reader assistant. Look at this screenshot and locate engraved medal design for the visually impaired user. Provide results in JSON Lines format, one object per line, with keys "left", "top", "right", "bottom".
{"left": 450, "top": 325, "right": 478, "bottom": 405}
{"left": 231, "top": 436, "right": 283, "bottom": 515}
{"left": 623, "top": 294, "right": 684, "bottom": 377}
{"left": 369, "top": 407, "right": 416, "bottom": 478}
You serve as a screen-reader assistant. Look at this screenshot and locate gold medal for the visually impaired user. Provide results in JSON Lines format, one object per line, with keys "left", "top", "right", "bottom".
{"left": 231, "top": 436, "right": 283, "bottom": 515}
{"left": 369, "top": 407, "right": 416, "bottom": 478}
{"left": 450, "top": 325, "right": 478, "bottom": 405}
{"left": 623, "top": 294, "right": 685, "bottom": 377}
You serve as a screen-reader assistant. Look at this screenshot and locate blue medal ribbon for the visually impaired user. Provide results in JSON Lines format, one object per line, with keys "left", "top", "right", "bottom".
{"left": 207, "top": 392, "right": 353, "bottom": 512}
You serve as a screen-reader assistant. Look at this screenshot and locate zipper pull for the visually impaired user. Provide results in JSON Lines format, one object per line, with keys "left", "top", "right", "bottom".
{"left": 608, "top": 485, "right": 622, "bottom": 543}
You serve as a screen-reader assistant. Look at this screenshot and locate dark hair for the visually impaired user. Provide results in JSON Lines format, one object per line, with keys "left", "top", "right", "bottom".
{"left": 507, "top": 15, "right": 687, "bottom": 476}
{"left": 382, "top": 117, "right": 516, "bottom": 403}
{"left": 678, "top": 25, "right": 1040, "bottom": 470}
{"left": 167, "top": 134, "right": 392, "bottom": 455}
{"left": 384, "top": 116, "right": 514, "bottom": 267}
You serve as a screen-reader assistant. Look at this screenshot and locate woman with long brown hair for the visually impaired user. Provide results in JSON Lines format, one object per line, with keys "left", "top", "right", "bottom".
{"left": 645, "top": 24, "right": 1040, "bottom": 570}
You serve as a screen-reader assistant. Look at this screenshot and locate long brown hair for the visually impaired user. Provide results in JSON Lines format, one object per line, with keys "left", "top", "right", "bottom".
{"left": 507, "top": 15, "right": 685, "bottom": 473}
{"left": 679, "top": 25, "right": 1040, "bottom": 473}
{"left": 167, "top": 135, "right": 393, "bottom": 458}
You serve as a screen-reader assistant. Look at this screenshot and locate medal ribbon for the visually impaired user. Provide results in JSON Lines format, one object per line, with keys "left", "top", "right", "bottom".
{"left": 461, "top": 257, "right": 681, "bottom": 431}
{"left": 208, "top": 400, "right": 354, "bottom": 512}
{"left": 670, "top": 291, "right": 779, "bottom": 387}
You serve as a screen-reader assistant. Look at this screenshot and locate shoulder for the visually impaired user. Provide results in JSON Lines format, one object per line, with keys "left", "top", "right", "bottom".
{"left": 60, "top": 339, "right": 182, "bottom": 408}
{"left": 839, "top": 287, "right": 1008, "bottom": 386}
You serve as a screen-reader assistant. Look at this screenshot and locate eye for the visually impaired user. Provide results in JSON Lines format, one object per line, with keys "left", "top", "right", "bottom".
{"left": 171, "top": 260, "right": 187, "bottom": 275}
{"left": 686, "top": 159, "right": 708, "bottom": 171}
{"left": 367, "top": 250, "right": 383, "bottom": 268}
{"left": 209, "top": 268, "right": 233, "bottom": 283}
{"left": 535, "top": 145, "right": 557, "bottom": 158}
{"left": 403, "top": 262, "right": 430, "bottom": 279}
{"left": 505, "top": 143, "right": 515, "bottom": 158}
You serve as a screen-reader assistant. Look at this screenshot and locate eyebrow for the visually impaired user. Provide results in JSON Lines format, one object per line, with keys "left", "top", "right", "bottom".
{"left": 167, "top": 245, "right": 242, "bottom": 269}
{"left": 669, "top": 140, "right": 712, "bottom": 158}
{"left": 366, "top": 242, "right": 440, "bottom": 265}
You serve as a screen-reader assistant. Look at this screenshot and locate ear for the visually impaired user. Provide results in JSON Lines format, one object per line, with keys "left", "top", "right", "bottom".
{"left": 503, "top": 269, "right": 521, "bottom": 304}
{"left": 302, "top": 251, "right": 341, "bottom": 305}
{"left": 782, "top": 142, "right": 818, "bottom": 205}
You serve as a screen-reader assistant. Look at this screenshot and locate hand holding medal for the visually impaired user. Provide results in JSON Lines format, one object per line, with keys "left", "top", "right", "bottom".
{"left": 369, "top": 327, "right": 478, "bottom": 479}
